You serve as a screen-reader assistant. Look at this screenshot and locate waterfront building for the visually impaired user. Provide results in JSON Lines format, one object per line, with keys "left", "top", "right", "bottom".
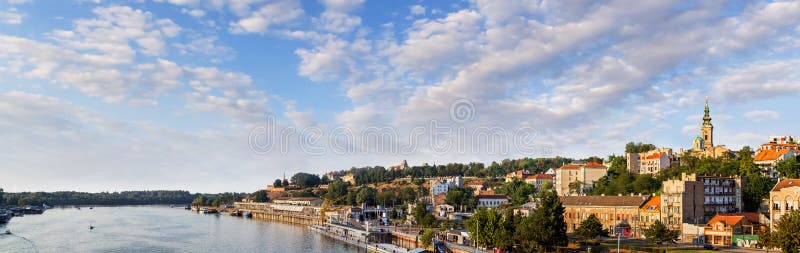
{"left": 476, "top": 194, "right": 509, "bottom": 208}
{"left": 553, "top": 161, "right": 607, "bottom": 196}
{"left": 273, "top": 197, "right": 323, "bottom": 206}
{"left": 560, "top": 195, "right": 650, "bottom": 237}
{"left": 681, "top": 98, "right": 730, "bottom": 158}
{"left": 661, "top": 174, "right": 705, "bottom": 242}
{"left": 755, "top": 149, "right": 796, "bottom": 179}
{"left": 703, "top": 213, "right": 760, "bottom": 247}
{"left": 769, "top": 179, "right": 800, "bottom": 230}
{"left": 523, "top": 174, "right": 553, "bottom": 189}
{"left": 626, "top": 148, "right": 675, "bottom": 174}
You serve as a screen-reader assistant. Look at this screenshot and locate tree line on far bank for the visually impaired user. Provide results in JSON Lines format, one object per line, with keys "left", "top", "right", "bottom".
{"left": 1, "top": 190, "right": 248, "bottom": 207}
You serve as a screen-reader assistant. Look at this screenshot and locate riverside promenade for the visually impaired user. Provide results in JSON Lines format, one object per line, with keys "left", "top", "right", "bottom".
{"left": 309, "top": 225, "right": 409, "bottom": 253}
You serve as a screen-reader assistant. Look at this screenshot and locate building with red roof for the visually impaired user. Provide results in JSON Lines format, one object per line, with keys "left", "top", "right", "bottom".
{"left": 703, "top": 213, "right": 760, "bottom": 247}
{"left": 554, "top": 162, "right": 607, "bottom": 196}
{"left": 755, "top": 149, "right": 796, "bottom": 179}
{"left": 769, "top": 179, "right": 800, "bottom": 230}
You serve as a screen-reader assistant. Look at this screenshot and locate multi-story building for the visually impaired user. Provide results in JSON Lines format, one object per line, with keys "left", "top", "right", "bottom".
{"left": 769, "top": 179, "right": 800, "bottom": 230}
{"left": 524, "top": 174, "right": 554, "bottom": 189}
{"left": 627, "top": 148, "right": 675, "bottom": 174}
{"left": 464, "top": 180, "right": 485, "bottom": 195}
{"left": 560, "top": 195, "right": 651, "bottom": 237}
{"left": 476, "top": 194, "right": 509, "bottom": 208}
{"left": 755, "top": 149, "right": 796, "bottom": 179}
{"left": 661, "top": 174, "right": 705, "bottom": 242}
{"left": 703, "top": 213, "right": 759, "bottom": 247}
{"left": 430, "top": 176, "right": 463, "bottom": 201}
{"left": 637, "top": 196, "right": 661, "bottom": 238}
{"left": 505, "top": 170, "right": 531, "bottom": 182}
{"left": 554, "top": 162, "right": 607, "bottom": 196}
{"left": 697, "top": 174, "right": 743, "bottom": 218}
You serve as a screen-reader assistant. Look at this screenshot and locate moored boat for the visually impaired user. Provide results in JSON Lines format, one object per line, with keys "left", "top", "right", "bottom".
{"left": 0, "top": 209, "right": 12, "bottom": 224}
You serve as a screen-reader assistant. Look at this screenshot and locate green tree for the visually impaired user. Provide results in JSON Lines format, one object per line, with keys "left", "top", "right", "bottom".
{"left": 644, "top": 220, "right": 679, "bottom": 245}
{"left": 324, "top": 179, "right": 349, "bottom": 200}
{"left": 252, "top": 190, "right": 269, "bottom": 203}
{"left": 445, "top": 187, "right": 477, "bottom": 211}
{"left": 273, "top": 179, "right": 283, "bottom": 187}
{"left": 743, "top": 175, "right": 776, "bottom": 212}
{"left": 282, "top": 178, "right": 289, "bottom": 187}
{"left": 516, "top": 189, "right": 567, "bottom": 252}
{"left": 192, "top": 195, "right": 206, "bottom": 206}
{"left": 290, "top": 173, "right": 321, "bottom": 188}
{"left": 413, "top": 202, "right": 436, "bottom": 227}
{"left": 757, "top": 227, "right": 774, "bottom": 251}
{"left": 355, "top": 187, "right": 376, "bottom": 206}
{"left": 420, "top": 229, "right": 435, "bottom": 248}
{"left": 0, "top": 188, "right": 4, "bottom": 206}
{"left": 495, "top": 179, "right": 534, "bottom": 206}
{"left": 376, "top": 190, "right": 395, "bottom": 207}
{"left": 211, "top": 197, "right": 221, "bottom": 207}
{"left": 739, "top": 146, "right": 758, "bottom": 176}
{"left": 625, "top": 142, "right": 656, "bottom": 153}
{"left": 575, "top": 214, "right": 608, "bottom": 241}
{"left": 568, "top": 180, "right": 583, "bottom": 195}
{"left": 777, "top": 157, "right": 800, "bottom": 179}
{"left": 774, "top": 210, "right": 800, "bottom": 253}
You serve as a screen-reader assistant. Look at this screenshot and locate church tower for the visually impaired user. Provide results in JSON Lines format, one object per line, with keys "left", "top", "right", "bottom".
{"left": 702, "top": 97, "right": 713, "bottom": 149}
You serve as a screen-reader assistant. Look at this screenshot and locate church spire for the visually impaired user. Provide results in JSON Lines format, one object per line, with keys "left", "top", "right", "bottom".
{"left": 703, "top": 96, "right": 712, "bottom": 127}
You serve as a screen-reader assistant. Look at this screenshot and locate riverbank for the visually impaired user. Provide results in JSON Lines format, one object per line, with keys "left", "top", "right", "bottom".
{"left": 309, "top": 225, "right": 409, "bottom": 253}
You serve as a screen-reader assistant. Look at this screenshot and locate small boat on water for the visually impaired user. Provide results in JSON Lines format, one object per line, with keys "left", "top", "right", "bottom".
{"left": 0, "top": 210, "right": 12, "bottom": 224}
{"left": 230, "top": 210, "right": 241, "bottom": 216}
{"left": 243, "top": 212, "right": 252, "bottom": 218}
{"left": 184, "top": 205, "right": 191, "bottom": 210}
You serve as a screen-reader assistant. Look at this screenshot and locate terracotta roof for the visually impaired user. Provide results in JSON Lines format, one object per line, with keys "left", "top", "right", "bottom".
{"left": 586, "top": 161, "right": 605, "bottom": 168}
{"left": 274, "top": 197, "right": 321, "bottom": 201}
{"left": 644, "top": 152, "right": 664, "bottom": 160}
{"left": 465, "top": 180, "right": 485, "bottom": 186}
{"left": 558, "top": 162, "right": 607, "bottom": 170}
{"left": 559, "top": 195, "right": 650, "bottom": 207}
{"left": 640, "top": 195, "right": 660, "bottom": 211}
{"left": 477, "top": 194, "right": 509, "bottom": 199}
{"left": 525, "top": 174, "right": 554, "bottom": 180}
{"left": 706, "top": 213, "right": 759, "bottom": 227}
{"left": 772, "top": 179, "right": 800, "bottom": 192}
{"left": 755, "top": 149, "right": 790, "bottom": 162}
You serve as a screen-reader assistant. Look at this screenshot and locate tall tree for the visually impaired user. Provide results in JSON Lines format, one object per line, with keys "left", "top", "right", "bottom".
{"left": 774, "top": 210, "right": 800, "bottom": 253}
{"left": 445, "top": 187, "right": 477, "bottom": 211}
{"left": 644, "top": 220, "right": 679, "bottom": 245}
{"left": 517, "top": 189, "right": 567, "bottom": 252}
{"left": 495, "top": 179, "right": 534, "bottom": 206}
{"left": 743, "top": 175, "right": 776, "bottom": 212}
{"left": 575, "top": 214, "right": 608, "bottom": 241}
{"left": 739, "top": 146, "right": 758, "bottom": 176}
{"left": 273, "top": 179, "right": 283, "bottom": 187}
{"left": 252, "top": 190, "right": 269, "bottom": 203}
{"left": 324, "top": 179, "right": 349, "bottom": 200}
{"left": 290, "top": 173, "right": 321, "bottom": 188}
{"left": 355, "top": 187, "right": 376, "bottom": 206}
{"left": 420, "top": 229, "right": 436, "bottom": 248}
{"left": 777, "top": 157, "right": 800, "bottom": 179}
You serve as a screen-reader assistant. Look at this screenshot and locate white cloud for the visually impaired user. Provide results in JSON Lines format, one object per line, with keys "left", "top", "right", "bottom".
{"left": 4, "top": 0, "right": 31, "bottom": 4}
{"left": 181, "top": 8, "right": 206, "bottom": 18}
{"left": 744, "top": 110, "right": 780, "bottom": 122}
{"left": 410, "top": 5, "right": 425, "bottom": 16}
{"left": 229, "top": 0, "right": 303, "bottom": 34}
{"left": 295, "top": 38, "right": 354, "bottom": 82}
{"left": 0, "top": 8, "right": 23, "bottom": 25}
{"left": 173, "top": 36, "right": 235, "bottom": 63}
{"left": 713, "top": 59, "right": 800, "bottom": 101}
{"left": 320, "top": 0, "right": 364, "bottom": 13}
{"left": 315, "top": 11, "right": 361, "bottom": 33}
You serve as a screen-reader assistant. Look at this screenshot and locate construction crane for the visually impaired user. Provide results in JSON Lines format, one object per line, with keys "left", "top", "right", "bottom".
{"left": 320, "top": 195, "right": 347, "bottom": 224}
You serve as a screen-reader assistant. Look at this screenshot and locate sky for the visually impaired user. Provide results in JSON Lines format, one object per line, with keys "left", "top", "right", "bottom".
{"left": 1, "top": 0, "right": 800, "bottom": 193}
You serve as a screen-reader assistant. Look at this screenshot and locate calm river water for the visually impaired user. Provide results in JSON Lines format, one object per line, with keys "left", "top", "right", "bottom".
{"left": 0, "top": 205, "right": 360, "bottom": 253}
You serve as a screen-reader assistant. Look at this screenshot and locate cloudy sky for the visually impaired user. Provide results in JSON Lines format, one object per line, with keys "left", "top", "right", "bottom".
{"left": 1, "top": 0, "right": 799, "bottom": 193}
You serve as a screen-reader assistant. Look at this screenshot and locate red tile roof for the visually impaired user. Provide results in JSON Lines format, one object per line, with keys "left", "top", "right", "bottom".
{"left": 525, "top": 174, "right": 554, "bottom": 180}
{"left": 772, "top": 179, "right": 800, "bottom": 192}
{"left": 644, "top": 152, "right": 664, "bottom": 160}
{"left": 558, "top": 162, "right": 607, "bottom": 170}
{"left": 586, "top": 161, "right": 605, "bottom": 168}
{"left": 706, "top": 213, "right": 759, "bottom": 227}
{"left": 755, "top": 149, "right": 790, "bottom": 162}
{"left": 640, "top": 196, "right": 660, "bottom": 211}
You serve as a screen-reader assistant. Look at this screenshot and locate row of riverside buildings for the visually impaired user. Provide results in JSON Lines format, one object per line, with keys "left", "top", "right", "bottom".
{"left": 541, "top": 101, "right": 800, "bottom": 248}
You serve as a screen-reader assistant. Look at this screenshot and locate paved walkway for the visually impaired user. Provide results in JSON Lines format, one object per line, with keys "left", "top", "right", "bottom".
{"left": 309, "top": 225, "right": 409, "bottom": 253}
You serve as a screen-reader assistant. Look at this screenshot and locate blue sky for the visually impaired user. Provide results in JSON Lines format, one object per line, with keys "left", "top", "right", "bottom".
{"left": 1, "top": 0, "right": 800, "bottom": 192}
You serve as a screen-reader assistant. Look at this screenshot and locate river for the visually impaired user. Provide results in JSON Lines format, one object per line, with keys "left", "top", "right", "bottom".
{"left": 0, "top": 205, "right": 360, "bottom": 252}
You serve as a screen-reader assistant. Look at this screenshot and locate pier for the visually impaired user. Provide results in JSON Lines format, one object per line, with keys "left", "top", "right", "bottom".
{"left": 233, "top": 202, "right": 322, "bottom": 226}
